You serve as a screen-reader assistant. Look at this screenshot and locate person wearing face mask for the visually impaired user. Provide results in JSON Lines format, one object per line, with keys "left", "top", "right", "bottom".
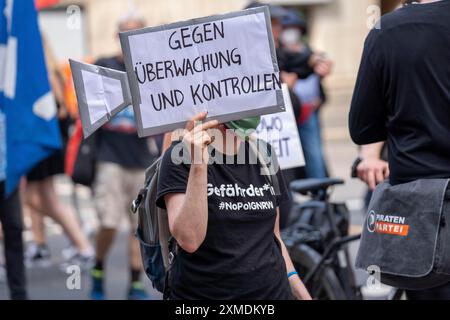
{"left": 245, "top": 2, "right": 332, "bottom": 95}
{"left": 280, "top": 10, "right": 332, "bottom": 180}
{"left": 243, "top": 2, "right": 334, "bottom": 229}
{"left": 156, "top": 112, "right": 312, "bottom": 300}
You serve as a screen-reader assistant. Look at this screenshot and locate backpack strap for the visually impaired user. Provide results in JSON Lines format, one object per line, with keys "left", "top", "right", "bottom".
{"left": 153, "top": 154, "right": 179, "bottom": 300}
{"left": 247, "top": 137, "right": 281, "bottom": 198}
{"left": 131, "top": 155, "right": 163, "bottom": 215}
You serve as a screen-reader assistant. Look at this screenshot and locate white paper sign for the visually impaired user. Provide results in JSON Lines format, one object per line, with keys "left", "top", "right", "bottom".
{"left": 256, "top": 84, "right": 305, "bottom": 170}
{"left": 81, "top": 70, "right": 110, "bottom": 124}
{"left": 120, "top": 7, "right": 284, "bottom": 137}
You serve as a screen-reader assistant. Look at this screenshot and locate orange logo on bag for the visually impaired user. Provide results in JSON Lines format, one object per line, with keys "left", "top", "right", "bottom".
{"left": 375, "top": 222, "right": 409, "bottom": 236}
{"left": 367, "top": 211, "right": 410, "bottom": 237}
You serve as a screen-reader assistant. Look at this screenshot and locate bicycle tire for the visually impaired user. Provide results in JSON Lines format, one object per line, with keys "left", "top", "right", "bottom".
{"left": 289, "top": 244, "right": 348, "bottom": 300}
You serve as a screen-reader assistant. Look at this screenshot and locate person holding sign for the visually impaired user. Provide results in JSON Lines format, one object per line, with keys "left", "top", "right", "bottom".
{"left": 156, "top": 112, "right": 312, "bottom": 300}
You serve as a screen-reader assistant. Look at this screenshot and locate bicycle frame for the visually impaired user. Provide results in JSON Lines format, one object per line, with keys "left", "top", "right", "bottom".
{"left": 303, "top": 234, "right": 361, "bottom": 284}
{"left": 292, "top": 186, "right": 363, "bottom": 299}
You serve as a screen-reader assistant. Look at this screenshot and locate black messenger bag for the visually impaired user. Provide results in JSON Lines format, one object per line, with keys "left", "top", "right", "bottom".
{"left": 356, "top": 179, "right": 450, "bottom": 290}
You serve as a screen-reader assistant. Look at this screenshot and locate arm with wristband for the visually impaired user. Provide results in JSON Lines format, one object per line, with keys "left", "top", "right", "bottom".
{"left": 275, "top": 209, "right": 312, "bottom": 300}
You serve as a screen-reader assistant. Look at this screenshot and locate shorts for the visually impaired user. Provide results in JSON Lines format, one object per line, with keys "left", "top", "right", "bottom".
{"left": 93, "top": 162, "right": 145, "bottom": 230}
{"left": 27, "top": 151, "right": 65, "bottom": 182}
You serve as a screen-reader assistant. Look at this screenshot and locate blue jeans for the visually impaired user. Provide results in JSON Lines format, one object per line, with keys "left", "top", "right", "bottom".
{"left": 298, "top": 111, "right": 328, "bottom": 179}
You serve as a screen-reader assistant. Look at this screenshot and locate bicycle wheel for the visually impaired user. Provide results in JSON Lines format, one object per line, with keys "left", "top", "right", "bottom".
{"left": 289, "top": 244, "right": 347, "bottom": 300}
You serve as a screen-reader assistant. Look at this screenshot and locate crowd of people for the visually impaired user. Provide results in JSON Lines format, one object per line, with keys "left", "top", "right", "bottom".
{"left": 1, "top": 0, "right": 449, "bottom": 301}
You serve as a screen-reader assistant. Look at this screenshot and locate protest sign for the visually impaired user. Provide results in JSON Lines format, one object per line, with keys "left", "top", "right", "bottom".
{"left": 119, "top": 6, "right": 284, "bottom": 137}
{"left": 256, "top": 84, "right": 305, "bottom": 170}
{"left": 70, "top": 59, "right": 132, "bottom": 137}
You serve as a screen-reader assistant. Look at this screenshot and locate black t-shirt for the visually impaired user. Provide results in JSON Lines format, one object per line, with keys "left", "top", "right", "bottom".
{"left": 94, "top": 57, "right": 156, "bottom": 169}
{"left": 349, "top": 1, "right": 450, "bottom": 185}
{"left": 156, "top": 141, "right": 292, "bottom": 300}
{"left": 277, "top": 47, "right": 313, "bottom": 80}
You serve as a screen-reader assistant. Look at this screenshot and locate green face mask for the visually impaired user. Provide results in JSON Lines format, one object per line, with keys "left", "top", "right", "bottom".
{"left": 226, "top": 117, "right": 261, "bottom": 138}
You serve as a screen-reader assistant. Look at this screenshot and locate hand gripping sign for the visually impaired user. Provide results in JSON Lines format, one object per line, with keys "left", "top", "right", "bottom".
{"left": 70, "top": 7, "right": 285, "bottom": 138}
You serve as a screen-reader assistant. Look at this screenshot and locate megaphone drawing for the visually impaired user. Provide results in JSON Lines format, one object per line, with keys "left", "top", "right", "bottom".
{"left": 70, "top": 59, "right": 132, "bottom": 138}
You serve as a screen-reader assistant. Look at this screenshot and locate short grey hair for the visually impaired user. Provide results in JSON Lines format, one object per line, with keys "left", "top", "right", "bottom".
{"left": 117, "top": 9, "right": 146, "bottom": 31}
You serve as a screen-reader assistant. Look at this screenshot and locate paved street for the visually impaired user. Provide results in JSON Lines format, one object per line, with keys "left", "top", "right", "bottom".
{"left": 0, "top": 232, "right": 162, "bottom": 300}
{"left": 0, "top": 179, "right": 162, "bottom": 300}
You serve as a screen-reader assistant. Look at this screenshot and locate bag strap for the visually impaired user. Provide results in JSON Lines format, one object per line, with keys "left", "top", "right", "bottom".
{"left": 247, "top": 137, "right": 281, "bottom": 197}
{"left": 131, "top": 155, "right": 163, "bottom": 214}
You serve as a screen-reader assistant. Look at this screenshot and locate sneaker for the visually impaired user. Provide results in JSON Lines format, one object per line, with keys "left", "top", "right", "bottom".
{"left": 61, "top": 245, "right": 77, "bottom": 261}
{"left": 90, "top": 268, "right": 105, "bottom": 300}
{"left": 127, "top": 282, "right": 150, "bottom": 300}
{"left": 25, "top": 242, "right": 52, "bottom": 268}
{"left": 60, "top": 251, "right": 95, "bottom": 271}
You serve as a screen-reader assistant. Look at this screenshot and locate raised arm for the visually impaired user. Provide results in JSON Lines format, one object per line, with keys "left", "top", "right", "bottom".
{"left": 164, "top": 112, "right": 218, "bottom": 253}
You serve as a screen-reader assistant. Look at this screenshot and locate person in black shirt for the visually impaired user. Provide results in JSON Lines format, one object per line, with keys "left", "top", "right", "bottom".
{"left": 349, "top": 0, "right": 450, "bottom": 300}
{"left": 349, "top": 0, "right": 450, "bottom": 186}
{"left": 156, "top": 112, "right": 312, "bottom": 300}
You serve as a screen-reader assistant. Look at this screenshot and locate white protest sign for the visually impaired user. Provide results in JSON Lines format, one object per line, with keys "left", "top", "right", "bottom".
{"left": 256, "top": 84, "right": 305, "bottom": 170}
{"left": 119, "top": 7, "right": 284, "bottom": 137}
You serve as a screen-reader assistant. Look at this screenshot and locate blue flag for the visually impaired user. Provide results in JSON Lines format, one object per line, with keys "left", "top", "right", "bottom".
{"left": 0, "top": 0, "right": 62, "bottom": 194}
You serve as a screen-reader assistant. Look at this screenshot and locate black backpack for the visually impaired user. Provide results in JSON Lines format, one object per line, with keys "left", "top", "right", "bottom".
{"left": 131, "top": 156, "right": 171, "bottom": 297}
